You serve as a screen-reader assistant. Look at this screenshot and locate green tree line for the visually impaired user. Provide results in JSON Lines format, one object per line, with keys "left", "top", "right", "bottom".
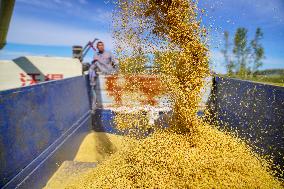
{"left": 221, "top": 27, "right": 265, "bottom": 77}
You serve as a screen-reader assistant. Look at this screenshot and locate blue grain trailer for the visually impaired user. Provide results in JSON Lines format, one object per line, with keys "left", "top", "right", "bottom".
{"left": 0, "top": 75, "right": 283, "bottom": 189}
{"left": 1, "top": 1, "right": 283, "bottom": 188}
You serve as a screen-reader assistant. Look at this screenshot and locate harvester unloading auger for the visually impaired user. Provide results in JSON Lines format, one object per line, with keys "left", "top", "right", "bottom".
{"left": 72, "top": 38, "right": 100, "bottom": 73}
{"left": 72, "top": 38, "right": 99, "bottom": 62}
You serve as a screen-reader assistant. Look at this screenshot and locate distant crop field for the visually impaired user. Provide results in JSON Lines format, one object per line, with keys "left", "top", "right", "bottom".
{"left": 219, "top": 74, "right": 284, "bottom": 87}
{"left": 246, "top": 75, "right": 284, "bottom": 87}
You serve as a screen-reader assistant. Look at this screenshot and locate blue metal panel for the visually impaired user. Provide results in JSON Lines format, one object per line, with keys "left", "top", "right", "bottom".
{"left": 93, "top": 109, "right": 170, "bottom": 136}
{"left": 93, "top": 109, "right": 118, "bottom": 133}
{"left": 11, "top": 112, "right": 91, "bottom": 189}
{"left": 210, "top": 77, "right": 284, "bottom": 176}
{"left": 0, "top": 76, "right": 91, "bottom": 188}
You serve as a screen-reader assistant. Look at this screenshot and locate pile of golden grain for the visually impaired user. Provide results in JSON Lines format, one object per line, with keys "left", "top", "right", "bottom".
{"left": 65, "top": 0, "right": 282, "bottom": 188}
{"left": 66, "top": 124, "right": 282, "bottom": 188}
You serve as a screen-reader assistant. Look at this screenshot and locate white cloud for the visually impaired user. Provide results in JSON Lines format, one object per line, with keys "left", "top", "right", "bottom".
{"left": 88, "top": 8, "right": 112, "bottom": 23}
{"left": 7, "top": 16, "right": 113, "bottom": 48}
{"left": 17, "top": 0, "right": 73, "bottom": 9}
{"left": 202, "top": 0, "right": 284, "bottom": 26}
{"left": 16, "top": 0, "right": 113, "bottom": 27}
{"left": 78, "top": 0, "right": 88, "bottom": 4}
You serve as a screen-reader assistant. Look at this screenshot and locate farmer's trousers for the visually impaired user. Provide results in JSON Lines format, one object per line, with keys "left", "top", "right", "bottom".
{"left": 91, "top": 85, "right": 97, "bottom": 111}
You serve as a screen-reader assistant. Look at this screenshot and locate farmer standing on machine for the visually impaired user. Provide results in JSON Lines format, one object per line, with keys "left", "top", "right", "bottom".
{"left": 89, "top": 41, "right": 119, "bottom": 111}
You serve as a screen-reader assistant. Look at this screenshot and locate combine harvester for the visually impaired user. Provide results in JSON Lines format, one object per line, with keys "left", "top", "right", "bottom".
{"left": 0, "top": 1, "right": 283, "bottom": 188}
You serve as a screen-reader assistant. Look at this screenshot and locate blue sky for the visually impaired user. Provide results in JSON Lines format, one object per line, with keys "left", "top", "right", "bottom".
{"left": 0, "top": 0, "right": 283, "bottom": 73}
